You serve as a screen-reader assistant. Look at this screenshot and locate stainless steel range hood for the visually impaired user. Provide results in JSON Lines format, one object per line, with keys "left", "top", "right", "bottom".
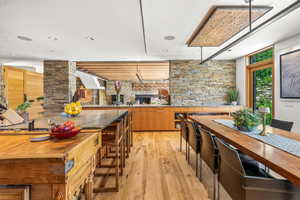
{"left": 75, "top": 70, "right": 105, "bottom": 90}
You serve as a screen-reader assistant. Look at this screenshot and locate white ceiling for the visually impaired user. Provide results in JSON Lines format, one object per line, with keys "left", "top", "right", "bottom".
{"left": 0, "top": 0, "right": 299, "bottom": 66}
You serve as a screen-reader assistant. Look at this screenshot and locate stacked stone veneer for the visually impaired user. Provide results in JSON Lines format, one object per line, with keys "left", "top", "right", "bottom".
{"left": 0, "top": 64, "right": 4, "bottom": 98}
{"left": 0, "top": 64, "right": 5, "bottom": 106}
{"left": 170, "top": 60, "right": 236, "bottom": 106}
{"left": 106, "top": 80, "right": 169, "bottom": 104}
{"left": 44, "top": 60, "right": 76, "bottom": 111}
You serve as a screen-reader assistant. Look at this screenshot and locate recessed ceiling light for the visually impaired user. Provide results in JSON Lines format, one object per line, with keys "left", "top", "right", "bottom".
{"left": 228, "top": 49, "right": 232, "bottom": 52}
{"left": 164, "top": 35, "right": 175, "bottom": 41}
{"left": 17, "top": 35, "right": 32, "bottom": 42}
{"left": 85, "top": 36, "right": 96, "bottom": 41}
{"left": 48, "top": 36, "right": 58, "bottom": 41}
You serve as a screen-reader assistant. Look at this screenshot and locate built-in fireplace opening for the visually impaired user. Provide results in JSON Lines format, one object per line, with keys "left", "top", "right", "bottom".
{"left": 135, "top": 95, "right": 156, "bottom": 104}
{"left": 111, "top": 95, "right": 124, "bottom": 104}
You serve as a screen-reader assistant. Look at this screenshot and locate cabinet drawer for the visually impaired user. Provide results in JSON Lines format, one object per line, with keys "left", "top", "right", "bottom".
{"left": 66, "top": 132, "right": 100, "bottom": 177}
{"left": 0, "top": 186, "right": 30, "bottom": 200}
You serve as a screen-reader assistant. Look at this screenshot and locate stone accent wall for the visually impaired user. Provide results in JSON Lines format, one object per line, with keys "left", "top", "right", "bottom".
{"left": 44, "top": 60, "right": 76, "bottom": 111}
{"left": 106, "top": 80, "right": 169, "bottom": 104}
{"left": 0, "top": 64, "right": 4, "bottom": 98}
{"left": 106, "top": 81, "right": 133, "bottom": 104}
{"left": 170, "top": 60, "right": 236, "bottom": 106}
{"left": 0, "top": 64, "right": 5, "bottom": 106}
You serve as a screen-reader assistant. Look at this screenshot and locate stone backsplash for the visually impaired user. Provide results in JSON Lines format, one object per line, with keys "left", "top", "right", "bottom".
{"left": 0, "top": 65, "right": 3, "bottom": 94}
{"left": 0, "top": 64, "right": 5, "bottom": 104}
{"left": 106, "top": 80, "right": 169, "bottom": 104}
{"left": 170, "top": 60, "right": 236, "bottom": 106}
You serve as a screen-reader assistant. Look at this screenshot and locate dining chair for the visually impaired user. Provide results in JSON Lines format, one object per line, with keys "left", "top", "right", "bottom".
{"left": 200, "top": 128, "right": 219, "bottom": 200}
{"left": 178, "top": 114, "right": 189, "bottom": 159}
{"left": 186, "top": 120, "right": 201, "bottom": 177}
{"left": 271, "top": 119, "right": 294, "bottom": 131}
{"left": 215, "top": 138, "right": 300, "bottom": 200}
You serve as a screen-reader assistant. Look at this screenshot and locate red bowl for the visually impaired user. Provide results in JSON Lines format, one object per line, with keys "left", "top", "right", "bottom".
{"left": 50, "top": 129, "right": 81, "bottom": 139}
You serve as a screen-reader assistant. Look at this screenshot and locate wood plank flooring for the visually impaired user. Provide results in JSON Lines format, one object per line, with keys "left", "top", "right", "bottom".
{"left": 93, "top": 132, "right": 209, "bottom": 200}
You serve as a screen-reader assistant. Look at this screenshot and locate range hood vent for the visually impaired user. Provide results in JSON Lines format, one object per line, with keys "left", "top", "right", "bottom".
{"left": 75, "top": 71, "right": 105, "bottom": 90}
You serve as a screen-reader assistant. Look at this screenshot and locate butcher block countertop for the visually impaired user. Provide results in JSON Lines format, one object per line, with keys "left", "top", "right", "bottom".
{"left": 0, "top": 131, "right": 99, "bottom": 160}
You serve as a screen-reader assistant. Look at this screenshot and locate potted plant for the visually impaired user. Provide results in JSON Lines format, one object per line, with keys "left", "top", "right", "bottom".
{"left": 227, "top": 89, "right": 239, "bottom": 105}
{"left": 16, "top": 100, "right": 34, "bottom": 121}
{"left": 231, "top": 109, "right": 261, "bottom": 132}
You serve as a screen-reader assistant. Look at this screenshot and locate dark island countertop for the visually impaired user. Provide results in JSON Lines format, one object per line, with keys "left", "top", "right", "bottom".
{"left": 0, "top": 110, "right": 128, "bottom": 131}
{"left": 83, "top": 104, "right": 241, "bottom": 108}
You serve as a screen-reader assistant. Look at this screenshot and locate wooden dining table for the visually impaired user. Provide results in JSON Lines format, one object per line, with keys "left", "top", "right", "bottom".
{"left": 189, "top": 115, "right": 300, "bottom": 187}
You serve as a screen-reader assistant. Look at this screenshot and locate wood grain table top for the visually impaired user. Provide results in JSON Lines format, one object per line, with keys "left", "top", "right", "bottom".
{"left": 189, "top": 115, "right": 300, "bottom": 186}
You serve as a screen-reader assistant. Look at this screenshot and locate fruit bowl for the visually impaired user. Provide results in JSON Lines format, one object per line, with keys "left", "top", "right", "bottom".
{"left": 64, "top": 102, "right": 82, "bottom": 117}
{"left": 50, "top": 121, "right": 81, "bottom": 139}
{"left": 50, "top": 128, "right": 80, "bottom": 139}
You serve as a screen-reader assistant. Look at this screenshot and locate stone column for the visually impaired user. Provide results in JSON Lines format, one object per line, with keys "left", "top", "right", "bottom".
{"left": 44, "top": 60, "right": 76, "bottom": 111}
{"left": 0, "top": 64, "right": 4, "bottom": 98}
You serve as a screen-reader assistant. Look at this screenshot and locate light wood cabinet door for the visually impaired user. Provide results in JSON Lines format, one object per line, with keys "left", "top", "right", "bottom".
{"left": 0, "top": 186, "right": 30, "bottom": 200}
{"left": 132, "top": 108, "right": 174, "bottom": 131}
{"left": 4, "top": 66, "right": 43, "bottom": 113}
{"left": 4, "top": 67, "right": 24, "bottom": 109}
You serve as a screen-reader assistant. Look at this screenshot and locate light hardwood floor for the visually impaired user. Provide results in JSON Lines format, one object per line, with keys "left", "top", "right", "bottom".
{"left": 93, "top": 132, "right": 209, "bottom": 200}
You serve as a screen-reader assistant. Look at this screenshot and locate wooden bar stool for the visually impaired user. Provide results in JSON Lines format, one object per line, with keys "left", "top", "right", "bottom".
{"left": 94, "top": 117, "right": 125, "bottom": 192}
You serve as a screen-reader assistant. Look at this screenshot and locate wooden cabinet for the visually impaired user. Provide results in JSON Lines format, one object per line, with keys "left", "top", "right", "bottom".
{"left": 131, "top": 108, "right": 174, "bottom": 131}
{"left": 4, "top": 67, "right": 25, "bottom": 109}
{"left": 0, "top": 131, "right": 101, "bottom": 200}
{"left": 84, "top": 106, "right": 242, "bottom": 131}
{"left": 0, "top": 186, "right": 30, "bottom": 200}
{"left": 4, "top": 66, "right": 43, "bottom": 111}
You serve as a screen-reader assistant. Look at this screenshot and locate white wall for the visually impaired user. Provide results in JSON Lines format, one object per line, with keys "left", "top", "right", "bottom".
{"left": 236, "top": 57, "right": 246, "bottom": 106}
{"left": 236, "top": 33, "right": 300, "bottom": 133}
{"left": 274, "top": 34, "right": 300, "bottom": 133}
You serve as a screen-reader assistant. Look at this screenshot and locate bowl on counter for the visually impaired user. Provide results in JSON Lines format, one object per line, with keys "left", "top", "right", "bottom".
{"left": 50, "top": 121, "right": 81, "bottom": 139}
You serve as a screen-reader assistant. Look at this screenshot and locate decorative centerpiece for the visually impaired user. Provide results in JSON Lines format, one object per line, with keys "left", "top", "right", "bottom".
{"left": 64, "top": 90, "right": 82, "bottom": 117}
{"left": 114, "top": 81, "right": 122, "bottom": 105}
{"left": 64, "top": 102, "right": 82, "bottom": 117}
{"left": 50, "top": 121, "right": 80, "bottom": 139}
{"left": 258, "top": 107, "right": 271, "bottom": 136}
{"left": 231, "top": 109, "right": 261, "bottom": 132}
{"left": 227, "top": 89, "right": 239, "bottom": 105}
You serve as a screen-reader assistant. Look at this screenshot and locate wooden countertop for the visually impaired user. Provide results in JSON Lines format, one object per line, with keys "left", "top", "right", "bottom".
{"left": 0, "top": 110, "right": 128, "bottom": 130}
{"left": 189, "top": 115, "right": 300, "bottom": 186}
{"left": 0, "top": 131, "right": 99, "bottom": 160}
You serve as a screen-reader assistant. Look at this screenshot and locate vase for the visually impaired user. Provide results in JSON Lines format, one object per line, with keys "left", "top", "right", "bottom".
{"left": 236, "top": 125, "right": 256, "bottom": 132}
{"left": 116, "top": 93, "right": 121, "bottom": 105}
{"left": 20, "top": 112, "right": 29, "bottom": 122}
{"left": 231, "top": 101, "right": 237, "bottom": 106}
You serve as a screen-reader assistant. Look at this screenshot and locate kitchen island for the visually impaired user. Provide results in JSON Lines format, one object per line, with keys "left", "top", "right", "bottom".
{"left": 0, "top": 110, "right": 127, "bottom": 200}
{"left": 83, "top": 105, "right": 242, "bottom": 131}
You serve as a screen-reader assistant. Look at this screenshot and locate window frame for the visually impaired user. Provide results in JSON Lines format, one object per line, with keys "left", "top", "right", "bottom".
{"left": 246, "top": 46, "right": 275, "bottom": 116}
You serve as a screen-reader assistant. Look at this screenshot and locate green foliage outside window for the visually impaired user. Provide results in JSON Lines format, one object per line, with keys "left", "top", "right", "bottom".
{"left": 254, "top": 68, "right": 273, "bottom": 124}
{"left": 250, "top": 48, "right": 273, "bottom": 64}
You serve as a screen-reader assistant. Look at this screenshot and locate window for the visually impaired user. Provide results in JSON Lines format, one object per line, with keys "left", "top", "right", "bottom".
{"left": 249, "top": 48, "right": 273, "bottom": 64}
{"left": 247, "top": 48, "right": 274, "bottom": 124}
